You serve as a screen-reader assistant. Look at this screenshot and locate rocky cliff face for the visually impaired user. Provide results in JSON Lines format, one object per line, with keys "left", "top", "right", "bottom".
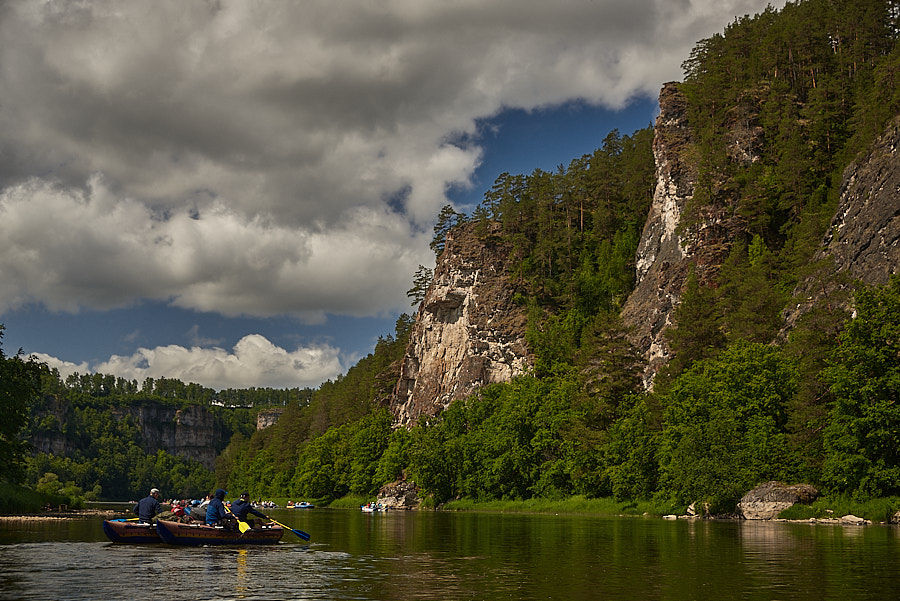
{"left": 388, "top": 222, "right": 530, "bottom": 426}
{"left": 119, "top": 404, "right": 219, "bottom": 470}
{"left": 619, "top": 82, "right": 750, "bottom": 388}
{"left": 618, "top": 82, "right": 697, "bottom": 388}
{"left": 621, "top": 84, "right": 900, "bottom": 386}
{"left": 387, "top": 82, "right": 900, "bottom": 419}
{"left": 31, "top": 399, "right": 223, "bottom": 470}
{"left": 781, "top": 115, "right": 900, "bottom": 331}
{"left": 256, "top": 408, "right": 284, "bottom": 429}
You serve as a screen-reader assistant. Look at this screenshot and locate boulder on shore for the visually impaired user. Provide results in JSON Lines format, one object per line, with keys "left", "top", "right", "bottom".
{"left": 377, "top": 480, "right": 420, "bottom": 510}
{"left": 737, "top": 481, "right": 819, "bottom": 520}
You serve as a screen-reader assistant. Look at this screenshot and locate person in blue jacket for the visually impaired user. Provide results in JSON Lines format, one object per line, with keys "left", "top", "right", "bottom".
{"left": 231, "top": 492, "right": 268, "bottom": 528}
{"left": 133, "top": 488, "right": 162, "bottom": 523}
{"left": 205, "top": 489, "right": 231, "bottom": 527}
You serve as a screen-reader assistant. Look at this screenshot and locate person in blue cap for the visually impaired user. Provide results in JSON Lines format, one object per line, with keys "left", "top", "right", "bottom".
{"left": 205, "top": 489, "right": 232, "bottom": 527}
{"left": 231, "top": 492, "right": 268, "bottom": 528}
{"left": 133, "top": 488, "right": 162, "bottom": 523}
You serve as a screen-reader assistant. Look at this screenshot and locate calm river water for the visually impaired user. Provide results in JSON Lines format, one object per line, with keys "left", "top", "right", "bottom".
{"left": 1, "top": 507, "right": 898, "bottom": 600}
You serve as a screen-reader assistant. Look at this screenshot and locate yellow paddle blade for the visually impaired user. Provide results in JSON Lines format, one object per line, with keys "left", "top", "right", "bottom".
{"left": 237, "top": 519, "right": 251, "bottom": 533}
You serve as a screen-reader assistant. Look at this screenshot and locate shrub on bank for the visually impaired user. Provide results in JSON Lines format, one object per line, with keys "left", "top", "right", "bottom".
{"left": 0, "top": 481, "right": 85, "bottom": 514}
{"left": 778, "top": 495, "right": 900, "bottom": 523}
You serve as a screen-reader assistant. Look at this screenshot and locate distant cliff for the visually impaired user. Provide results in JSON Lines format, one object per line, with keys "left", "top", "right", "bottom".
{"left": 31, "top": 397, "right": 231, "bottom": 471}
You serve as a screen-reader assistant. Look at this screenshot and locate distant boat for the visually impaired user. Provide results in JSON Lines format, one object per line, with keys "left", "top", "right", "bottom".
{"left": 286, "top": 501, "right": 315, "bottom": 509}
{"left": 361, "top": 503, "right": 385, "bottom": 512}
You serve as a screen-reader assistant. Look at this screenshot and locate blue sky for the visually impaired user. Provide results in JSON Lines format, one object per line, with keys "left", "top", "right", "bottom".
{"left": 0, "top": 1, "right": 784, "bottom": 390}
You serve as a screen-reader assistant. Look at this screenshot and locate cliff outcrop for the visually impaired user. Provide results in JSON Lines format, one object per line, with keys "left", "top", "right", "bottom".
{"left": 119, "top": 403, "right": 220, "bottom": 470}
{"left": 388, "top": 222, "right": 530, "bottom": 426}
{"left": 781, "top": 115, "right": 900, "bottom": 332}
{"left": 618, "top": 82, "right": 696, "bottom": 387}
{"left": 620, "top": 82, "right": 746, "bottom": 388}
{"left": 31, "top": 398, "right": 225, "bottom": 470}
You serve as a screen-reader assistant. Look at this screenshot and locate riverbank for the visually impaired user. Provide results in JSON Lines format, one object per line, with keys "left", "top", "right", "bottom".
{"left": 0, "top": 508, "right": 120, "bottom": 522}
{"left": 429, "top": 494, "right": 900, "bottom": 525}
{"left": 439, "top": 495, "right": 681, "bottom": 517}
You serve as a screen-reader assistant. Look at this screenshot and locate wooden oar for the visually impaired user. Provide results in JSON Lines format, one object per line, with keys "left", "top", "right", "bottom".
{"left": 224, "top": 503, "right": 252, "bottom": 533}
{"left": 265, "top": 516, "right": 311, "bottom": 541}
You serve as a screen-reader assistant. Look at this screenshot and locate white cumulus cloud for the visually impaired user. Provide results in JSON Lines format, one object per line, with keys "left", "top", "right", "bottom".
{"left": 40, "top": 335, "right": 342, "bottom": 391}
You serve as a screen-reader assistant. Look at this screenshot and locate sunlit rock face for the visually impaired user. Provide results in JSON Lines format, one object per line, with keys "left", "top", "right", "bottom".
{"left": 737, "top": 481, "right": 819, "bottom": 520}
{"left": 388, "top": 222, "right": 530, "bottom": 427}
{"left": 620, "top": 82, "right": 699, "bottom": 389}
{"left": 620, "top": 82, "right": 765, "bottom": 389}
{"left": 256, "top": 408, "right": 284, "bottom": 430}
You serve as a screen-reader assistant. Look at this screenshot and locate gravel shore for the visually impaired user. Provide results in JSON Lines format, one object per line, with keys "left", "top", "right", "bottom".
{"left": 0, "top": 509, "right": 121, "bottom": 522}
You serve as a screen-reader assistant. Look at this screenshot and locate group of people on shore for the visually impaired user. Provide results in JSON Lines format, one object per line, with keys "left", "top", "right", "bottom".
{"left": 133, "top": 488, "right": 269, "bottom": 531}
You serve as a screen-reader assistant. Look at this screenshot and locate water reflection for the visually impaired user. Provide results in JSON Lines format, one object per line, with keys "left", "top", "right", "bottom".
{"left": 0, "top": 511, "right": 898, "bottom": 601}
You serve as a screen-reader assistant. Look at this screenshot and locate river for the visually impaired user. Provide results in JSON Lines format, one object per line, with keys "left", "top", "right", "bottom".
{"left": 1, "top": 507, "right": 898, "bottom": 600}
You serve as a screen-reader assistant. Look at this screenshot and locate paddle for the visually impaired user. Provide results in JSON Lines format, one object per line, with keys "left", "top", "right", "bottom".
{"left": 264, "top": 516, "right": 311, "bottom": 541}
{"left": 224, "top": 503, "right": 252, "bottom": 533}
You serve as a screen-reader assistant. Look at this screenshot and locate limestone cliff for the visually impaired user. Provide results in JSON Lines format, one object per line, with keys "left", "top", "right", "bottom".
{"left": 118, "top": 403, "right": 220, "bottom": 470}
{"left": 621, "top": 84, "right": 899, "bottom": 387}
{"left": 256, "top": 408, "right": 284, "bottom": 429}
{"left": 31, "top": 398, "right": 227, "bottom": 471}
{"left": 620, "top": 82, "right": 747, "bottom": 388}
{"left": 388, "top": 222, "right": 530, "bottom": 426}
{"left": 619, "top": 82, "right": 696, "bottom": 388}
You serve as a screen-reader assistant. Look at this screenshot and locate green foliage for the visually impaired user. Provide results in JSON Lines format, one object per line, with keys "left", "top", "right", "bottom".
{"left": 0, "top": 325, "right": 44, "bottom": 484}
{"left": 603, "top": 395, "right": 660, "bottom": 501}
{"left": 216, "top": 315, "right": 413, "bottom": 496}
{"left": 374, "top": 427, "right": 412, "bottom": 486}
{"left": 822, "top": 275, "right": 900, "bottom": 499}
{"left": 0, "top": 481, "right": 83, "bottom": 514}
{"left": 660, "top": 269, "right": 726, "bottom": 381}
{"left": 406, "top": 264, "right": 433, "bottom": 306}
{"left": 407, "top": 373, "right": 624, "bottom": 504}
{"left": 658, "top": 341, "right": 799, "bottom": 510}
{"left": 480, "top": 128, "right": 653, "bottom": 315}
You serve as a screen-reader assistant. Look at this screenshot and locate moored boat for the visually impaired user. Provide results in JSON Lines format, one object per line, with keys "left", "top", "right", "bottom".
{"left": 103, "top": 519, "right": 162, "bottom": 544}
{"left": 155, "top": 519, "right": 284, "bottom": 546}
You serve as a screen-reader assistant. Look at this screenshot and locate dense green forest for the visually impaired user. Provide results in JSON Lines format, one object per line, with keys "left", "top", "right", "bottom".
{"left": 2, "top": 0, "right": 899, "bottom": 514}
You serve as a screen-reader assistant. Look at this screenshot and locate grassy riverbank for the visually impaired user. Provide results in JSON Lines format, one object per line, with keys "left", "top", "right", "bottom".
{"left": 438, "top": 496, "right": 684, "bottom": 516}
{"left": 0, "top": 482, "right": 85, "bottom": 514}
{"left": 325, "top": 493, "right": 900, "bottom": 523}
{"left": 438, "top": 495, "right": 900, "bottom": 523}
{"left": 776, "top": 495, "right": 900, "bottom": 523}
